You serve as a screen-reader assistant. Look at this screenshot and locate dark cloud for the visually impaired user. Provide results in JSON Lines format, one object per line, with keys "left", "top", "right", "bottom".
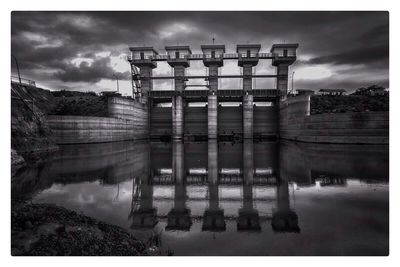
{"left": 55, "top": 57, "right": 130, "bottom": 83}
{"left": 307, "top": 44, "right": 388, "bottom": 65}
{"left": 11, "top": 11, "right": 389, "bottom": 91}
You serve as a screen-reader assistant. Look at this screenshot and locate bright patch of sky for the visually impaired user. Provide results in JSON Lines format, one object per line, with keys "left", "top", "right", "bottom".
{"left": 158, "top": 22, "right": 197, "bottom": 39}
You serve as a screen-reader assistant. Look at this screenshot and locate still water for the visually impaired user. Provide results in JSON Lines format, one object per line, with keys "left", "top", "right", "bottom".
{"left": 12, "top": 140, "right": 389, "bottom": 256}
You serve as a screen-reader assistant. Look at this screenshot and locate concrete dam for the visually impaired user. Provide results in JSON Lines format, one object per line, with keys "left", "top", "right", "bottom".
{"left": 45, "top": 43, "right": 388, "bottom": 145}
{"left": 126, "top": 43, "right": 297, "bottom": 140}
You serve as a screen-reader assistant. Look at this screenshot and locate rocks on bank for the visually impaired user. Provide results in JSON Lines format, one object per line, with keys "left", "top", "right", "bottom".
{"left": 11, "top": 201, "right": 147, "bottom": 256}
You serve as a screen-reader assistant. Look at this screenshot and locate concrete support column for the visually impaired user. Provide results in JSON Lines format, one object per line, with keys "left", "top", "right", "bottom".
{"left": 172, "top": 95, "right": 184, "bottom": 140}
{"left": 243, "top": 94, "right": 254, "bottom": 139}
{"left": 207, "top": 65, "right": 219, "bottom": 139}
{"left": 242, "top": 64, "right": 254, "bottom": 139}
{"left": 172, "top": 65, "right": 186, "bottom": 140}
{"left": 208, "top": 94, "right": 218, "bottom": 139}
{"left": 276, "top": 64, "right": 289, "bottom": 98}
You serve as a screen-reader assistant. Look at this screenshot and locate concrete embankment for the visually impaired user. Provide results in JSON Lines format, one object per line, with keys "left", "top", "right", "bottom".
{"left": 279, "top": 95, "right": 389, "bottom": 144}
{"left": 47, "top": 97, "right": 149, "bottom": 144}
{"left": 11, "top": 82, "right": 149, "bottom": 152}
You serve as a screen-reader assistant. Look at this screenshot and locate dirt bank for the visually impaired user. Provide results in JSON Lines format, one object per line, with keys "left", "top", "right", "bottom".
{"left": 11, "top": 201, "right": 147, "bottom": 256}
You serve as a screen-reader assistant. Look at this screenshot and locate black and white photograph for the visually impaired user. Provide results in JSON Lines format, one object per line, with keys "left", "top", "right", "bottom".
{"left": 4, "top": 2, "right": 396, "bottom": 260}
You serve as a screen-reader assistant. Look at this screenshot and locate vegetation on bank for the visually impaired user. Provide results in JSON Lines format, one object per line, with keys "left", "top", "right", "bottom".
{"left": 49, "top": 94, "right": 109, "bottom": 117}
{"left": 11, "top": 201, "right": 147, "bottom": 256}
{"left": 310, "top": 85, "right": 389, "bottom": 115}
{"left": 11, "top": 83, "right": 57, "bottom": 155}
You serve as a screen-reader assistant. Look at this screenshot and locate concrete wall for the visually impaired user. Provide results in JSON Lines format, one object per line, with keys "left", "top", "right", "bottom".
{"left": 108, "top": 96, "right": 148, "bottom": 123}
{"left": 107, "top": 96, "right": 149, "bottom": 139}
{"left": 48, "top": 97, "right": 150, "bottom": 144}
{"left": 48, "top": 115, "right": 138, "bottom": 144}
{"left": 279, "top": 95, "right": 389, "bottom": 144}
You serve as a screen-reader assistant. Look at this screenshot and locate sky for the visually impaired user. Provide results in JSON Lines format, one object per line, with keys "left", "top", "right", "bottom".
{"left": 11, "top": 11, "right": 389, "bottom": 96}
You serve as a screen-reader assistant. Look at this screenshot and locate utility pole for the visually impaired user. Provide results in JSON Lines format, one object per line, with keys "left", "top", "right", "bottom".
{"left": 11, "top": 54, "right": 21, "bottom": 84}
{"left": 291, "top": 71, "right": 295, "bottom": 95}
{"left": 113, "top": 73, "right": 119, "bottom": 93}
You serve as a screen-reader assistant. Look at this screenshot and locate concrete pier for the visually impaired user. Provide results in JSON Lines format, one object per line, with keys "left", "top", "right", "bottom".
{"left": 276, "top": 64, "right": 289, "bottom": 97}
{"left": 242, "top": 63, "right": 254, "bottom": 139}
{"left": 202, "top": 45, "right": 225, "bottom": 139}
{"left": 237, "top": 45, "right": 260, "bottom": 139}
{"left": 270, "top": 44, "right": 298, "bottom": 99}
{"left": 207, "top": 94, "right": 218, "bottom": 139}
{"left": 172, "top": 95, "right": 184, "bottom": 140}
{"left": 243, "top": 94, "right": 254, "bottom": 139}
{"left": 207, "top": 65, "right": 219, "bottom": 139}
{"left": 166, "top": 46, "right": 191, "bottom": 140}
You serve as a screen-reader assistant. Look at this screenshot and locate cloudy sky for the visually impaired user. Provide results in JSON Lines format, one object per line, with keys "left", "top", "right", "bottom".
{"left": 11, "top": 11, "right": 389, "bottom": 95}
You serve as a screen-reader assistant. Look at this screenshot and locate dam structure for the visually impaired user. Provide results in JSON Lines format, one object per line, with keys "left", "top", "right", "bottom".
{"left": 45, "top": 42, "right": 388, "bottom": 145}
{"left": 127, "top": 43, "right": 298, "bottom": 140}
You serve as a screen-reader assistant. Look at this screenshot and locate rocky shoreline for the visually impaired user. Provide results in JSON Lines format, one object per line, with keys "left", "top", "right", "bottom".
{"left": 11, "top": 201, "right": 148, "bottom": 256}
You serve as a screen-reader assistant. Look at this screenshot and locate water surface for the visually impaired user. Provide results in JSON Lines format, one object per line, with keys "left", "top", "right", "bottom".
{"left": 12, "top": 140, "right": 389, "bottom": 256}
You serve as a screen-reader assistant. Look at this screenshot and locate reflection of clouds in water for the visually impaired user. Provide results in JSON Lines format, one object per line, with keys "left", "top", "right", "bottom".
{"left": 33, "top": 180, "right": 135, "bottom": 228}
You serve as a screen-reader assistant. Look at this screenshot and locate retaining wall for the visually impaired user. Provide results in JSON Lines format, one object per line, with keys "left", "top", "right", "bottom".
{"left": 47, "top": 115, "right": 137, "bottom": 144}
{"left": 108, "top": 97, "right": 149, "bottom": 138}
{"left": 279, "top": 95, "right": 389, "bottom": 144}
{"left": 48, "top": 97, "right": 149, "bottom": 144}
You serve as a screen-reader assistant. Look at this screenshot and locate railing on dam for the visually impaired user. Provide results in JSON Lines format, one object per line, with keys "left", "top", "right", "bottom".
{"left": 150, "top": 89, "right": 279, "bottom": 99}
{"left": 128, "top": 52, "right": 296, "bottom": 61}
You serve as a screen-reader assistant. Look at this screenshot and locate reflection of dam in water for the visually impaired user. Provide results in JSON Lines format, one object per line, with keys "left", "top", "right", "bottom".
{"left": 128, "top": 140, "right": 297, "bottom": 232}
{"left": 12, "top": 140, "right": 388, "bottom": 235}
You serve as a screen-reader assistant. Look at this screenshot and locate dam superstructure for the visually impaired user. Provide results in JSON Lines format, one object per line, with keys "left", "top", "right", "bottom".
{"left": 128, "top": 43, "right": 298, "bottom": 140}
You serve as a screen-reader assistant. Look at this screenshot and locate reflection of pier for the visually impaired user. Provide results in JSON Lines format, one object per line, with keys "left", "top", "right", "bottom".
{"left": 166, "top": 142, "right": 192, "bottom": 231}
{"left": 237, "top": 140, "right": 261, "bottom": 232}
{"left": 129, "top": 177, "right": 158, "bottom": 229}
{"left": 129, "top": 145, "right": 158, "bottom": 229}
{"left": 271, "top": 177, "right": 300, "bottom": 233}
{"left": 127, "top": 140, "right": 300, "bottom": 233}
{"left": 202, "top": 140, "right": 226, "bottom": 232}
{"left": 271, "top": 145, "right": 300, "bottom": 233}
